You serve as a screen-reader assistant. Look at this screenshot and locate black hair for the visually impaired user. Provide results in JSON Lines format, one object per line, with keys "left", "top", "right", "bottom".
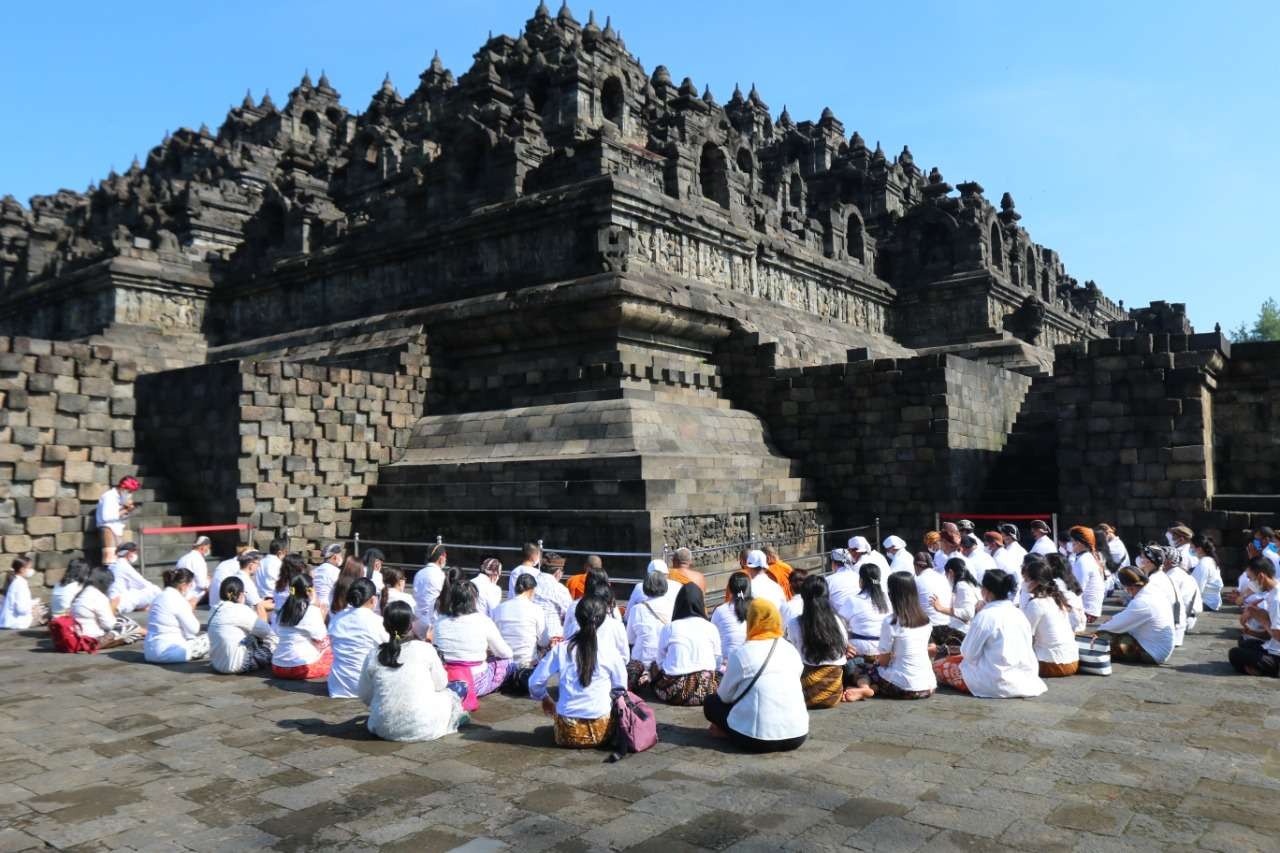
{"left": 435, "top": 567, "right": 463, "bottom": 615}
{"left": 362, "top": 548, "right": 386, "bottom": 575}
{"left": 11, "top": 556, "right": 32, "bottom": 573}
{"left": 1250, "top": 556, "right": 1277, "bottom": 579}
{"left": 379, "top": 565, "right": 405, "bottom": 612}
{"left": 642, "top": 569, "right": 668, "bottom": 598}
{"left": 1190, "top": 533, "right": 1217, "bottom": 560}
{"left": 981, "top": 569, "right": 1017, "bottom": 601}
{"left": 858, "top": 563, "right": 888, "bottom": 613}
{"left": 582, "top": 568, "right": 615, "bottom": 612}
{"left": 568, "top": 596, "right": 605, "bottom": 688}
{"left": 62, "top": 558, "right": 91, "bottom": 587}
{"left": 671, "top": 582, "right": 708, "bottom": 621}
{"left": 886, "top": 571, "right": 928, "bottom": 629}
{"left": 726, "top": 571, "right": 752, "bottom": 622}
{"left": 378, "top": 601, "right": 413, "bottom": 668}
{"left": 347, "top": 578, "right": 377, "bottom": 610}
{"left": 943, "top": 557, "right": 978, "bottom": 589}
{"left": 513, "top": 572, "right": 538, "bottom": 595}
{"left": 278, "top": 574, "right": 313, "bottom": 628}
{"left": 269, "top": 538, "right": 286, "bottom": 555}
{"left": 798, "top": 575, "right": 847, "bottom": 664}
{"left": 219, "top": 575, "right": 245, "bottom": 603}
{"left": 439, "top": 569, "right": 477, "bottom": 618}
{"left": 426, "top": 543, "right": 447, "bottom": 565}
{"left": 522, "top": 541, "right": 541, "bottom": 562}
{"left": 1093, "top": 526, "right": 1119, "bottom": 574}
{"left": 1044, "top": 553, "right": 1081, "bottom": 595}
{"left": 1025, "top": 562, "right": 1069, "bottom": 610}
{"left": 75, "top": 565, "right": 115, "bottom": 599}
{"left": 277, "top": 553, "right": 307, "bottom": 593}
{"left": 162, "top": 567, "right": 195, "bottom": 589}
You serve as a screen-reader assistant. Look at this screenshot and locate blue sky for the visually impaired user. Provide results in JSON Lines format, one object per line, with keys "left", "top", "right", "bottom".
{"left": 2, "top": 1, "right": 1275, "bottom": 333}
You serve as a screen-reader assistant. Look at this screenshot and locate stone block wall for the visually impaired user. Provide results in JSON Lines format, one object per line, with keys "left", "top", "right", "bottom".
{"left": 1053, "top": 332, "right": 1227, "bottom": 546}
{"left": 0, "top": 336, "right": 137, "bottom": 585}
{"left": 138, "top": 350, "right": 427, "bottom": 555}
{"left": 1213, "top": 340, "right": 1280, "bottom": 495}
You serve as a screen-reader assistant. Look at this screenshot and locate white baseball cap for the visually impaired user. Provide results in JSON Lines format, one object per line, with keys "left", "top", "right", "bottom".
{"left": 848, "top": 536, "right": 871, "bottom": 553}
{"left": 745, "top": 549, "right": 768, "bottom": 569}
{"left": 646, "top": 559, "right": 669, "bottom": 575}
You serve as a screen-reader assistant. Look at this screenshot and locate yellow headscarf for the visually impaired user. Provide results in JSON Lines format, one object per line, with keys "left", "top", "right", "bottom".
{"left": 745, "top": 598, "right": 783, "bottom": 641}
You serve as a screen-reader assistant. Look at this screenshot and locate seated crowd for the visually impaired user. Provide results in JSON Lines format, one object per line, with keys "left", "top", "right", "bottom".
{"left": 1, "top": 517, "right": 1273, "bottom": 754}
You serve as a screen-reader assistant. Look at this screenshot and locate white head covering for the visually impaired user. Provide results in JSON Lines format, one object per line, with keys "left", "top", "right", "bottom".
{"left": 882, "top": 535, "right": 906, "bottom": 552}
{"left": 646, "top": 559, "right": 669, "bottom": 575}
{"left": 745, "top": 549, "right": 768, "bottom": 569}
{"left": 830, "top": 548, "right": 855, "bottom": 568}
{"left": 848, "top": 535, "right": 871, "bottom": 554}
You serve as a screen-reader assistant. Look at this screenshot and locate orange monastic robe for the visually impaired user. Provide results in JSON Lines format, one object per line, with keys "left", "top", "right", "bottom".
{"left": 767, "top": 560, "right": 794, "bottom": 599}
{"left": 565, "top": 573, "right": 588, "bottom": 600}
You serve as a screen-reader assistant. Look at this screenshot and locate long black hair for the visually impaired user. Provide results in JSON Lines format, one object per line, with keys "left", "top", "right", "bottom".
{"left": 379, "top": 566, "right": 404, "bottom": 612}
{"left": 886, "top": 571, "right": 928, "bottom": 629}
{"left": 61, "top": 558, "right": 90, "bottom": 587}
{"left": 362, "top": 548, "right": 386, "bottom": 578}
{"left": 1044, "top": 553, "right": 1081, "bottom": 595}
{"left": 1025, "top": 561, "right": 1069, "bottom": 610}
{"left": 583, "top": 568, "right": 615, "bottom": 611}
{"left": 346, "top": 578, "right": 377, "bottom": 610}
{"left": 435, "top": 567, "right": 464, "bottom": 616}
{"left": 330, "top": 557, "right": 366, "bottom": 614}
{"left": 798, "top": 575, "right": 846, "bottom": 663}
{"left": 439, "top": 569, "right": 477, "bottom": 618}
{"left": 1191, "top": 533, "right": 1217, "bottom": 560}
{"left": 162, "top": 567, "right": 195, "bottom": 589}
{"left": 278, "top": 574, "right": 313, "bottom": 628}
{"left": 569, "top": 596, "right": 606, "bottom": 688}
{"left": 276, "top": 553, "right": 307, "bottom": 594}
{"left": 943, "top": 557, "right": 978, "bottom": 589}
{"left": 671, "top": 582, "right": 708, "bottom": 621}
{"left": 725, "top": 571, "right": 752, "bottom": 622}
{"left": 858, "top": 563, "right": 888, "bottom": 613}
{"left": 73, "top": 565, "right": 115, "bottom": 601}
{"left": 378, "top": 600, "right": 413, "bottom": 668}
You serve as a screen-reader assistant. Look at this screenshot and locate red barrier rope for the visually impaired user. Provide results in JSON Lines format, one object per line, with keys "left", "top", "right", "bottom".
{"left": 140, "top": 523, "right": 251, "bottom": 535}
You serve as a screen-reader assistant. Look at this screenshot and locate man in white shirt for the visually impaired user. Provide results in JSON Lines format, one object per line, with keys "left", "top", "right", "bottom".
{"left": 210, "top": 543, "right": 250, "bottom": 604}
{"left": 95, "top": 476, "right": 140, "bottom": 565}
{"left": 507, "top": 542, "right": 542, "bottom": 599}
{"left": 532, "top": 552, "right": 574, "bottom": 627}
{"left": 848, "top": 536, "right": 891, "bottom": 592}
{"left": 495, "top": 572, "right": 553, "bottom": 669}
{"left": 1029, "top": 520, "right": 1056, "bottom": 556}
{"left": 999, "top": 523, "right": 1027, "bottom": 564}
{"left": 745, "top": 549, "right": 785, "bottom": 607}
{"left": 255, "top": 539, "right": 287, "bottom": 600}
{"left": 107, "top": 542, "right": 160, "bottom": 613}
{"left": 471, "top": 558, "right": 503, "bottom": 619}
{"left": 962, "top": 534, "right": 999, "bottom": 586}
{"left": 412, "top": 543, "right": 447, "bottom": 639}
{"left": 1230, "top": 559, "right": 1280, "bottom": 678}
{"left": 825, "top": 548, "right": 861, "bottom": 619}
{"left": 914, "top": 550, "right": 956, "bottom": 644}
{"left": 883, "top": 535, "right": 914, "bottom": 577}
{"left": 211, "top": 550, "right": 264, "bottom": 607}
{"left": 176, "top": 536, "right": 213, "bottom": 605}
{"left": 313, "top": 543, "right": 345, "bottom": 616}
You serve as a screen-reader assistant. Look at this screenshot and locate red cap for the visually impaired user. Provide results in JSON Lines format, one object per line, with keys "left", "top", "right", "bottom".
{"left": 119, "top": 477, "right": 140, "bottom": 491}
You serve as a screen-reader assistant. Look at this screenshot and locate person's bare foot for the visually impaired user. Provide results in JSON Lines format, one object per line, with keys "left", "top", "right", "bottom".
{"left": 842, "top": 686, "right": 874, "bottom": 702}
{"left": 707, "top": 723, "right": 729, "bottom": 739}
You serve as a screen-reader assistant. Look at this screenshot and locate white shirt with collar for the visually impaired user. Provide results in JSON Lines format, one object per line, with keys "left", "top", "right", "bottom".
{"left": 176, "top": 550, "right": 210, "bottom": 602}
{"left": 949, "top": 580, "right": 981, "bottom": 631}
{"left": 1095, "top": 584, "right": 1175, "bottom": 663}
{"left": 494, "top": 595, "right": 551, "bottom": 667}
{"left": 749, "top": 572, "right": 785, "bottom": 608}
{"left": 658, "top": 616, "right": 722, "bottom": 675}
{"left": 1022, "top": 595, "right": 1079, "bottom": 664}
{"left": 328, "top": 606, "right": 390, "bottom": 699}
{"left": 533, "top": 572, "right": 573, "bottom": 627}
{"left": 507, "top": 563, "right": 539, "bottom": 599}
{"left": 888, "top": 549, "right": 915, "bottom": 577}
{"left": 529, "top": 639, "right": 628, "bottom": 719}
{"left": 312, "top": 561, "right": 341, "bottom": 612}
{"left": 626, "top": 588, "right": 677, "bottom": 664}
{"left": 715, "top": 637, "right": 808, "bottom": 741}
{"left": 825, "top": 565, "right": 862, "bottom": 621}
{"left": 1071, "top": 552, "right": 1106, "bottom": 618}
{"left": 959, "top": 599, "right": 1047, "bottom": 698}
{"left": 95, "top": 487, "right": 127, "bottom": 537}
{"left": 209, "top": 562, "right": 261, "bottom": 608}
{"left": 470, "top": 573, "right": 502, "bottom": 619}
{"left": 108, "top": 557, "right": 160, "bottom": 613}
{"left": 1030, "top": 536, "right": 1056, "bottom": 556}
{"left": 255, "top": 554, "right": 282, "bottom": 600}
{"left": 411, "top": 562, "right": 445, "bottom": 631}
{"left": 915, "top": 568, "right": 952, "bottom": 626}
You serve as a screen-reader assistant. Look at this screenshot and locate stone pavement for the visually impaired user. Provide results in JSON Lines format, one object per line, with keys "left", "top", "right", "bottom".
{"left": 0, "top": 607, "right": 1275, "bottom": 853}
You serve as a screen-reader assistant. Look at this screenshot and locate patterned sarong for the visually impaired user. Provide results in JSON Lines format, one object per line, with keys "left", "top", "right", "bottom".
{"left": 801, "top": 664, "right": 844, "bottom": 708}
{"left": 652, "top": 668, "right": 720, "bottom": 706}
{"left": 553, "top": 714, "right": 616, "bottom": 748}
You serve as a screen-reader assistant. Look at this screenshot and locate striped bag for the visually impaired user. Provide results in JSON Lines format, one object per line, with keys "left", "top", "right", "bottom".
{"left": 1076, "top": 635, "right": 1112, "bottom": 676}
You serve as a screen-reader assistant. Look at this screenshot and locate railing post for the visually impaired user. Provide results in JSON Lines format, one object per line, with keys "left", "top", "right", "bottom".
{"left": 353, "top": 532, "right": 360, "bottom": 558}
{"left": 819, "top": 524, "right": 826, "bottom": 559}
{"left": 140, "top": 535, "right": 147, "bottom": 577}
{"left": 934, "top": 512, "right": 939, "bottom": 534}
{"left": 1051, "top": 513, "right": 1058, "bottom": 544}
{"left": 875, "top": 517, "right": 881, "bottom": 550}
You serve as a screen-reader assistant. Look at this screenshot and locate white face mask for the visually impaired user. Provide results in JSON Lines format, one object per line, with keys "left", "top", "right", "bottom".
{"left": 127, "top": 553, "right": 139, "bottom": 565}
{"left": 20, "top": 567, "right": 35, "bottom": 579}
{"left": 1165, "top": 532, "right": 1175, "bottom": 546}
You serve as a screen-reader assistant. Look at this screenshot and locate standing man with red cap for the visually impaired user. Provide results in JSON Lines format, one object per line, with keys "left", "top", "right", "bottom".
{"left": 96, "top": 476, "right": 140, "bottom": 565}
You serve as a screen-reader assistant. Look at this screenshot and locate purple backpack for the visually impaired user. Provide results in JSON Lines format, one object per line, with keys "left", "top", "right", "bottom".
{"left": 606, "top": 688, "right": 658, "bottom": 762}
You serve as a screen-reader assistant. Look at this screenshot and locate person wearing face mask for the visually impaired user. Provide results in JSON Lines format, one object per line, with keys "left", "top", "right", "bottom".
{"left": 1251, "top": 527, "right": 1280, "bottom": 570}
{"left": 1135, "top": 544, "right": 1188, "bottom": 647}
{"left": 1091, "top": 566, "right": 1175, "bottom": 665}
{"left": 1067, "top": 527, "right": 1106, "bottom": 623}
{"left": 987, "top": 530, "right": 1020, "bottom": 578}
{"left": 1167, "top": 524, "right": 1198, "bottom": 573}
{"left": 960, "top": 534, "right": 997, "bottom": 586}
{"left": 882, "top": 536, "right": 914, "bottom": 577}
{"left": 931, "top": 569, "right": 1046, "bottom": 698}
{"left": 107, "top": 542, "right": 162, "bottom": 614}
{"left": 1028, "top": 520, "right": 1056, "bottom": 556}
{"left": 922, "top": 531, "right": 942, "bottom": 568}
{"left": 1190, "top": 534, "right": 1223, "bottom": 612}
{"left": 0, "top": 557, "right": 48, "bottom": 629}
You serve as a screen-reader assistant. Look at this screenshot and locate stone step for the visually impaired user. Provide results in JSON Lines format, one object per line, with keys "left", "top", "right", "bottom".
{"left": 1211, "top": 494, "right": 1280, "bottom": 513}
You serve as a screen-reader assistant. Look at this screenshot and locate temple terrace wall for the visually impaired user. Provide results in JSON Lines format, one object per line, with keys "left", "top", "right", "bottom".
{"left": 0, "top": 336, "right": 138, "bottom": 586}
{"left": 1213, "top": 340, "right": 1280, "bottom": 496}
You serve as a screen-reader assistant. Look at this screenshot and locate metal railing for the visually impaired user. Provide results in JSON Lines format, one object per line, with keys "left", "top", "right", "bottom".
{"left": 138, "top": 522, "right": 256, "bottom": 575}
{"left": 934, "top": 512, "right": 1057, "bottom": 542}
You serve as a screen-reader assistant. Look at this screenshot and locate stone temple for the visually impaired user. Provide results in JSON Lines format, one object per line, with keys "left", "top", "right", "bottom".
{"left": 0, "top": 3, "right": 1275, "bottom": 583}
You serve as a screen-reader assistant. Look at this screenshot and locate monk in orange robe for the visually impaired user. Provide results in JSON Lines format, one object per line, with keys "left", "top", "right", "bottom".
{"left": 565, "top": 554, "right": 603, "bottom": 600}
{"left": 762, "top": 544, "right": 794, "bottom": 599}
{"left": 666, "top": 547, "right": 706, "bottom": 592}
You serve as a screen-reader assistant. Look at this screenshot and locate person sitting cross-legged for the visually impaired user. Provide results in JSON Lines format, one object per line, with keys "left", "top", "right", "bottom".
{"left": 931, "top": 570, "right": 1047, "bottom": 698}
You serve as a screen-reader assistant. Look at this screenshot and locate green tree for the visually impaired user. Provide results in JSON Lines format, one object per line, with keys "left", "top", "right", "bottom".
{"left": 1230, "top": 298, "right": 1280, "bottom": 342}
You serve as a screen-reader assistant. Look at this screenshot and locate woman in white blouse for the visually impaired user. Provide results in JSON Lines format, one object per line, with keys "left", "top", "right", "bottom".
{"left": 431, "top": 572, "right": 513, "bottom": 711}
{"left": 1044, "top": 554, "right": 1087, "bottom": 632}
{"left": 653, "top": 583, "right": 721, "bottom": 705}
{"left": 379, "top": 566, "right": 415, "bottom": 612}
{"left": 144, "top": 568, "right": 210, "bottom": 664}
{"left": 933, "top": 570, "right": 1047, "bottom": 698}
{"left": 328, "top": 579, "right": 389, "bottom": 699}
{"left": 530, "top": 596, "right": 629, "bottom": 749}
{"left": 625, "top": 569, "right": 677, "bottom": 689}
{"left": 929, "top": 557, "right": 981, "bottom": 638}
{"left": 1092, "top": 565, "right": 1175, "bottom": 664}
{"left": 785, "top": 575, "right": 856, "bottom": 708}
{"left": 0, "top": 557, "right": 48, "bottom": 630}
{"left": 711, "top": 572, "right": 752, "bottom": 668}
{"left": 208, "top": 575, "right": 276, "bottom": 674}
{"left": 836, "top": 563, "right": 890, "bottom": 659}
{"left": 49, "top": 559, "right": 90, "bottom": 617}
{"left": 358, "top": 601, "right": 469, "bottom": 742}
{"left": 844, "top": 572, "right": 936, "bottom": 701}
{"left": 1190, "top": 535, "right": 1223, "bottom": 612}
{"left": 272, "top": 574, "right": 332, "bottom": 679}
{"left": 1099, "top": 524, "right": 1131, "bottom": 569}
{"left": 1068, "top": 526, "right": 1107, "bottom": 623}
{"left": 1020, "top": 562, "right": 1079, "bottom": 677}
{"left": 703, "top": 599, "right": 808, "bottom": 752}
{"left": 69, "top": 566, "right": 144, "bottom": 648}
{"left": 1159, "top": 546, "right": 1201, "bottom": 643}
